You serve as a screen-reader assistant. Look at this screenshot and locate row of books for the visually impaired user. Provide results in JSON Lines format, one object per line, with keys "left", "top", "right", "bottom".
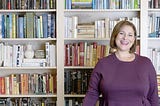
{"left": 0, "top": 97, "right": 56, "bottom": 106}
{"left": 148, "top": 48, "right": 160, "bottom": 74}
{"left": 148, "top": 13, "right": 160, "bottom": 38}
{"left": 65, "top": 97, "right": 103, "bottom": 106}
{"left": 0, "top": 0, "right": 56, "bottom": 10}
{"left": 0, "top": 42, "right": 56, "bottom": 67}
{"left": 64, "top": 42, "right": 110, "bottom": 67}
{"left": 65, "top": 0, "right": 140, "bottom": 9}
{"left": 149, "top": 0, "right": 160, "bottom": 8}
{"left": 64, "top": 70, "right": 92, "bottom": 94}
{"left": 0, "top": 13, "right": 56, "bottom": 38}
{"left": 65, "top": 42, "right": 140, "bottom": 67}
{"left": 0, "top": 72, "right": 56, "bottom": 95}
{"left": 64, "top": 16, "right": 140, "bottom": 38}
{"left": 65, "top": 98, "right": 83, "bottom": 106}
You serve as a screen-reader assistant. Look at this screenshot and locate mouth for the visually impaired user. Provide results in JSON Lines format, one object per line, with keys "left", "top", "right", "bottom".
{"left": 120, "top": 40, "right": 129, "bottom": 45}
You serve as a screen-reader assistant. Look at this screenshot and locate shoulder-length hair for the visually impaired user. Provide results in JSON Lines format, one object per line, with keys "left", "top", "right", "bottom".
{"left": 109, "top": 20, "right": 137, "bottom": 53}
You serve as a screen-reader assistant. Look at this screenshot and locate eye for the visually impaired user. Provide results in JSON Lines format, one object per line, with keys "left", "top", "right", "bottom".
{"left": 119, "top": 32, "right": 124, "bottom": 35}
{"left": 128, "top": 34, "right": 134, "bottom": 37}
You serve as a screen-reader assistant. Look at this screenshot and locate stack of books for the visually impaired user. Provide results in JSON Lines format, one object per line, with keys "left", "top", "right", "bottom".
{"left": 77, "top": 23, "right": 95, "bottom": 38}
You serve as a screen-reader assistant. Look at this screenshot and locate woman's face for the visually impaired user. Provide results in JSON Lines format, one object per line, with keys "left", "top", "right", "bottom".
{"left": 115, "top": 25, "right": 135, "bottom": 52}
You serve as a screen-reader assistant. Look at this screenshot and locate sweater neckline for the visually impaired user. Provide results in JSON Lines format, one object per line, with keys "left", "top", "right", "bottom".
{"left": 113, "top": 53, "right": 137, "bottom": 63}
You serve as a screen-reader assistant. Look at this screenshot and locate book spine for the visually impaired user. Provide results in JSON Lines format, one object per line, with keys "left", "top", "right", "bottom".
{"left": 45, "top": 42, "right": 50, "bottom": 66}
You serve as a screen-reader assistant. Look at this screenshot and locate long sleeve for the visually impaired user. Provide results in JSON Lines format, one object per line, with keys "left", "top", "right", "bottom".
{"left": 82, "top": 60, "right": 102, "bottom": 106}
{"left": 147, "top": 60, "right": 159, "bottom": 106}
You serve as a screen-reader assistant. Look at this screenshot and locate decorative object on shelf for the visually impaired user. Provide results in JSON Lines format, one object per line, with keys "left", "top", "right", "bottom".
{"left": 35, "top": 50, "right": 45, "bottom": 59}
{"left": 24, "top": 44, "right": 34, "bottom": 59}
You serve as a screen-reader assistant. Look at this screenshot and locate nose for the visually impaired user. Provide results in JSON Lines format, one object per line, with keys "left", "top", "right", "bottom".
{"left": 122, "top": 34, "right": 127, "bottom": 39}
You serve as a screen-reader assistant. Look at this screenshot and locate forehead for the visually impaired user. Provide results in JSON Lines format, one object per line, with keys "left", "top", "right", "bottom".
{"left": 119, "top": 25, "right": 134, "bottom": 32}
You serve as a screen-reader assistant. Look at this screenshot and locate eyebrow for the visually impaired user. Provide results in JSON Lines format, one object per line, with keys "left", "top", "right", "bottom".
{"left": 119, "top": 31, "right": 134, "bottom": 34}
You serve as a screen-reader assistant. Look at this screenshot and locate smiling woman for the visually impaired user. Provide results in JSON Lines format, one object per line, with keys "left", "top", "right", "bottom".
{"left": 110, "top": 20, "right": 137, "bottom": 54}
{"left": 82, "top": 20, "right": 159, "bottom": 106}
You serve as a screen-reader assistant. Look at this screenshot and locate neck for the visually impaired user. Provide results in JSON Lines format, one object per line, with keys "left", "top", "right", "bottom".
{"left": 115, "top": 51, "right": 135, "bottom": 62}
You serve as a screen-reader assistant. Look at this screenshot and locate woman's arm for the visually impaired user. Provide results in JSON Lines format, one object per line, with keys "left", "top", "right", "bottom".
{"left": 147, "top": 60, "right": 159, "bottom": 106}
{"left": 82, "top": 60, "right": 103, "bottom": 106}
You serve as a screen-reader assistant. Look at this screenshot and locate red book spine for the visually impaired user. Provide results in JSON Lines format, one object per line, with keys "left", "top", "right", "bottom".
{"left": 45, "top": 73, "right": 49, "bottom": 94}
{"left": 1, "top": 77, "right": 5, "bottom": 94}
{"left": 79, "top": 42, "right": 84, "bottom": 66}
{"left": 73, "top": 43, "right": 78, "bottom": 66}
{"left": 7, "top": 0, "right": 11, "bottom": 9}
{"left": 65, "top": 44, "right": 71, "bottom": 66}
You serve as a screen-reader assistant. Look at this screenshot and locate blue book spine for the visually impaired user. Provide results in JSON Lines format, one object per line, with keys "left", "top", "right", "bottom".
{"left": 23, "top": 15, "right": 26, "bottom": 38}
{"left": 18, "top": 17, "right": 24, "bottom": 38}
{"left": 9, "top": 14, "right": 12, "bottom": 38}
{"left": 47, "top": 14, "right": 51, "bottom": 38}
{"left": 43, "top": 14, "right": 48, "bottom": 38}
{"left": 65, "top": 0, "right": 72, "bottom": 9}
{"left": 103, "top": 0, "right": 109, "bottom": 9}
{"left": 51, "top": 14, "right": 56, "bottom": 38}
{"left": 92, "top": 0, "right": 97, "bottom": 9}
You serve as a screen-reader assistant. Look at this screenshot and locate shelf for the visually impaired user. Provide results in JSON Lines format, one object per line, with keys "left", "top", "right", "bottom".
{"left": 148, "top": 9, "right": 160, "bottom": 12}
{"left": 147, "top": 38, "right": 160, "bottom": 40}
{"left": 0, "top": 67, "right": 57, "bottom": 70}
{"left": 0, "top": 38, "right": 57, "bottom": 44}
{"left": 0, "top": 94, "right": 57, "bottom": 98}
{"left": 64, "top": 9, "right": 140, "bottom": 12}
{"left": 64, "top": 66, "right": 94, "bottom": 69}
{"left": 64, "top": 38, "right": 110, "bottom": 41}
{"left": 64, "top": 94, "right": 85, "bottom": 98}
{"left": 0, "top": 38, "right": 57, "bottom": 41}
{"left": 0, "top": 9, "right": 56, "bottom": 13}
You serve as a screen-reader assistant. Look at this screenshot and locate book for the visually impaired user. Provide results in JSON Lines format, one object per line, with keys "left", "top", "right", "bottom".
{"left": 72, "top": 1, "right": 92, "bottom": 9}
{"left": 26, "top": 12, "right": 34, "bottom": 38}
{"left": 23, "top": 58, "right": 47, "bottom": 63}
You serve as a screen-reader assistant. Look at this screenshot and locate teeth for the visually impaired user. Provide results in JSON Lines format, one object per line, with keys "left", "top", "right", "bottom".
{"left": 120, "top": 40, "right": 129, "bottom": 45}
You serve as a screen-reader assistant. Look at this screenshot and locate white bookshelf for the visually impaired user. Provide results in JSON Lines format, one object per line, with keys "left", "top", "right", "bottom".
{"left": 60, "top": 0, "right": 159, "bottom": 105}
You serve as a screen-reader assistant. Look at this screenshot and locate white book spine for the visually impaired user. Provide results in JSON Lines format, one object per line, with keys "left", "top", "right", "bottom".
{"left": 5, "top": 76, "right": 10, "bottom": 95}
{"left": 23, "top": 59, "right": 47, "bottom": 63}
{"left": 45, "top": 42, "right": 50, "bottom": 66}
{"left": 0, "top": 43, "right": 4, "bottom": 66}
{"left": 8, "top": 45, "right": 13, "bottom": 67}
{"left": 49, "top": 44, "right": 56, "bottom": 67}
{"left": 12, "top": 45, "right": 18, "bottom": 67}
{"left": 3, "top": 45, "right": 7, "bottom": 67}
{"left": 105, "top": 17, "right": 110, "bottom": 38}
{"left": 16, "top": 45, "right": 21, "bottom": 67}
{"left": 43, "top": 75, "right": 46, "bottom": 93}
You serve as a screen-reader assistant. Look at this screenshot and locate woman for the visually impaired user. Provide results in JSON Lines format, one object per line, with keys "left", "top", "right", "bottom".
{"left": 82, "top": 20, "right": 159, "bottom": 106}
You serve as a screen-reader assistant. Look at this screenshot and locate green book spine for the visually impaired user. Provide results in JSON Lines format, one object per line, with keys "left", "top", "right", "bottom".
{"left": 26, "top": 13, "right": 34, "bottom": 38}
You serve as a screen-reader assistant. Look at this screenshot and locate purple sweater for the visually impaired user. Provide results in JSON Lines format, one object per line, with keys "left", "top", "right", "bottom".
{"left": 83, "top": 53, "right": 159, "bottom": 106}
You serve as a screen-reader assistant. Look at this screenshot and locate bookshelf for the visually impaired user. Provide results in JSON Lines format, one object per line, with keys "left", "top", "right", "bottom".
{"left": 0, "top": 0, "right": 159, "bottom": 106}
{"left": 0, "top": 0, "right": 58, "bottom": 105}
{"left": 147, "top": 0, "right": 160, "bottom": 96}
